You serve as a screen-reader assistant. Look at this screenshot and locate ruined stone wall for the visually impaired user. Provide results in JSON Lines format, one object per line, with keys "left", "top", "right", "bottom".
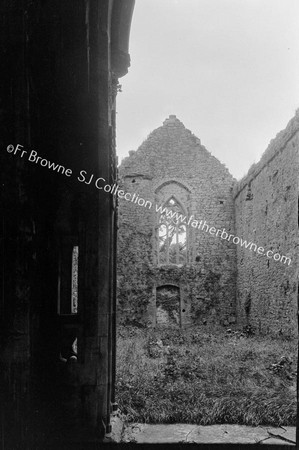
{"left": 117, "top": 115, "right": 236, "bottom": 327}
{"left": 234, "top": 112, "right": 299, "bottom": 337}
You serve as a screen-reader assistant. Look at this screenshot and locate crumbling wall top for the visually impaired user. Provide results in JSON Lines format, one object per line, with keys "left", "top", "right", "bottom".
{"left": 234, "top": 109, "right": 299, "bottom": 197}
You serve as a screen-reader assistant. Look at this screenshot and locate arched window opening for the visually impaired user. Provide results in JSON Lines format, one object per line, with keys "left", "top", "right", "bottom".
{"left": 158, "top": 197, "right": 187, "bottom": 265}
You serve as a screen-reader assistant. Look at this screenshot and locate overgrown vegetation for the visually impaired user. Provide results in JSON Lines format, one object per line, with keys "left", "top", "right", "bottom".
{"left": 116, "top": 326, "right": 297, "bottom": 426}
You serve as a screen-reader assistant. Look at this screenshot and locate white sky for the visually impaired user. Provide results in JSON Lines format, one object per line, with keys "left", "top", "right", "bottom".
{"left": 116, "top": 0, "right": 299, "bottom": 180}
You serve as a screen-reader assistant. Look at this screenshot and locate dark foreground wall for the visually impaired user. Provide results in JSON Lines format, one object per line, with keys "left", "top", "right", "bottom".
{"left": 0, "top": 0, "right": 134, "bottom": 446}
{"left": 234, "top": 112, "right": 299, "bottom": 338}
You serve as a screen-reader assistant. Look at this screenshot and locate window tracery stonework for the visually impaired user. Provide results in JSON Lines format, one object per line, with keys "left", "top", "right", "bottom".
{"left": 155, "top": 180, "right": 191, "bottom": 266}
{"left": 157, "top": 197, "right": 187, "bottom": 265}
{"left": 117, "top": 115, "right": 237, "bottom": 328}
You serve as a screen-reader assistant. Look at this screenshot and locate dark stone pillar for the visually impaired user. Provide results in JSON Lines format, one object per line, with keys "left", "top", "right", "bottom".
{"left": 0, "top": 0, "right": 134, "bottom": 446}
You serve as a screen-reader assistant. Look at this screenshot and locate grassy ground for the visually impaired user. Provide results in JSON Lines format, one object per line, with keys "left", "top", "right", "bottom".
{"left": 116, "top": 325, "right": 297, "bottom": 426}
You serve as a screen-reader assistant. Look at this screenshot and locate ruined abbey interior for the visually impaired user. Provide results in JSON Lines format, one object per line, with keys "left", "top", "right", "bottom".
{"left": 118, "top": 113, "right": 298, "bottom": 338}
{"left": 1, "top": 0, "right": 298, "bottom": 447}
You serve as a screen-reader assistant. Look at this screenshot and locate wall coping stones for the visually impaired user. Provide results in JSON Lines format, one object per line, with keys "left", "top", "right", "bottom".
{"left": 163, "top": 114, "right": 185, "bottom": 127}
{"left": 120, "top": 115, "right": 235, "bottom": 180}
{"left": 234, "top": 109, "right": 299, "bottom": 198}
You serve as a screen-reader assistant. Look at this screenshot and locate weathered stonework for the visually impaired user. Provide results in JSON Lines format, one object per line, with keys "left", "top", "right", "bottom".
{"left": 118, "top": 112, "right": 299, "bottom": 338}
{"left": 117, "top": 115, "right": 236, "bottom": 328}
{"left": 234, "top": 112, "right": 299, "bottom": 338}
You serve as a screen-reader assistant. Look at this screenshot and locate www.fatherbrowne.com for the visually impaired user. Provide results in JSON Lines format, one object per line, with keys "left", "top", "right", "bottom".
{"left": 5, "top": 144, "right": 290, "bottom": 266}
{"left": 156, "top": 204, "right": 291, "bottom": 266}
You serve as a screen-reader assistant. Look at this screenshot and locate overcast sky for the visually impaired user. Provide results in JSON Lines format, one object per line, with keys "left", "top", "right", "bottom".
{"left": 116, "top": 0, "right": 299, "bottom": 180}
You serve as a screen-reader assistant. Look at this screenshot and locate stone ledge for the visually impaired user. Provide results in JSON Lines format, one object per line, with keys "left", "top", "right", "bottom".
{"left": 122, "top": 423, "right": 296, "bottom": 445}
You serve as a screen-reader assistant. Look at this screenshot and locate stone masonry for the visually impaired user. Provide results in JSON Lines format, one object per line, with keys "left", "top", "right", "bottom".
{"left": 234, "top": 111, "right": 299, "bottom": 338}
{"left": 117, "top": 112, "right": 299, "bottom": 337}
{"left": 117, "top": 115, "right": 236, "bottom": 328}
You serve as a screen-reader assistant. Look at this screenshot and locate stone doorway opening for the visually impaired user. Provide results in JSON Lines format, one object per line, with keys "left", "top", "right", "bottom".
{"left": 156, "top": 284, "right": 181, "bottom": 327}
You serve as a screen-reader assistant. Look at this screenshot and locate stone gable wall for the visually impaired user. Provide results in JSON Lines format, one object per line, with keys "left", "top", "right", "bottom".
{"left": 117, "top": 115, "right": 236, "bottom": 328}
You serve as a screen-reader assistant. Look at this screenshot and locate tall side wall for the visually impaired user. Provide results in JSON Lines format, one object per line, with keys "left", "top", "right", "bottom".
{"left": 234, "top": 113, "right": 299, "bottom": 337}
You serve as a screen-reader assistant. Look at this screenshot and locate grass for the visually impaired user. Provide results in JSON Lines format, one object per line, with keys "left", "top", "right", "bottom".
{"left": 116, "top": 325, "right": 297, "bottom": 426}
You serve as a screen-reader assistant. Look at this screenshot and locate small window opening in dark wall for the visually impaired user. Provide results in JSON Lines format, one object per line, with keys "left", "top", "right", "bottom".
{"left": 58, "top": 243, "right": 79, "bottom": 315}
{"left": 71, "top": 246, "right": 79, "bottom": 314}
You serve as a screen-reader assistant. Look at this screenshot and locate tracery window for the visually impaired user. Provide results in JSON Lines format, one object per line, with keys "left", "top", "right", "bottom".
{"left": 157, "top": 197, "right": 187, "bottom": 265}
